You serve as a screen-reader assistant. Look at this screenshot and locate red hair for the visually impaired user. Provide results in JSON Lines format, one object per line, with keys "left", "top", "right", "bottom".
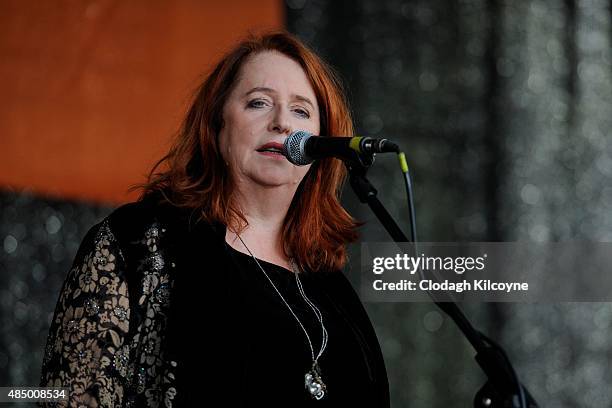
{"left": 133, "top": 31, "right": 360, "bottom": 272}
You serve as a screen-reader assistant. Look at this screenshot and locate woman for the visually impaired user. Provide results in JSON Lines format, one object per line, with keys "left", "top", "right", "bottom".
{"left": 40, "top": 31, "right": 389, "bottom": 407}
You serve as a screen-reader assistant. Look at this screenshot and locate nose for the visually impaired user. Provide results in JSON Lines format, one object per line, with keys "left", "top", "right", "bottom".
{"left": 268, "top": 106, "right": 292, "bottom": 135}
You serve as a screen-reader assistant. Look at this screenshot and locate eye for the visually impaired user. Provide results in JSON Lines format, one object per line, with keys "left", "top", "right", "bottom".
{"left": 246, "top": 98, "right": 269, "bottom": 109}
{"left": 293, "top": 107, "right": 311, "bottom": 119}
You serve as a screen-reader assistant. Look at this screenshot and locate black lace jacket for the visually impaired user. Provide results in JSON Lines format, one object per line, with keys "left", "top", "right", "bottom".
{"left": 39, "top": 193, "right": 390, "bottom": 407}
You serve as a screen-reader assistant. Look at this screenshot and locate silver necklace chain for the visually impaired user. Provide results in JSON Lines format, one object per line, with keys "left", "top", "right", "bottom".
{"left": 292, "top": 258, "right": 328, "bottom": 361}
{"left": 234, "top": 232, "right": 328, "bottom": 400}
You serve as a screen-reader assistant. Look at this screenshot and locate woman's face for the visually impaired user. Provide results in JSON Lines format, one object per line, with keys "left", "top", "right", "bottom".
{"left": 218, "top": 51, "right": 320, "bottom": 192}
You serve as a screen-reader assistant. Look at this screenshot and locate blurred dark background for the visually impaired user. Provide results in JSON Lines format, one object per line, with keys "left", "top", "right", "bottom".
{"left": 2, "top": 1, "right": 612, "bottom": 407}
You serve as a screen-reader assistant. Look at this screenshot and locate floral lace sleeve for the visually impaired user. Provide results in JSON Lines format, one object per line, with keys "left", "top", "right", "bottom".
{"left": 39, "top": 218, "right": 132, "bottom": 407}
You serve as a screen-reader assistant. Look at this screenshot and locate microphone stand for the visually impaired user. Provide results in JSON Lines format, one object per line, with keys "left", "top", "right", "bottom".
{"left": 345, "top": 154, "right": 539, "bottom": 408}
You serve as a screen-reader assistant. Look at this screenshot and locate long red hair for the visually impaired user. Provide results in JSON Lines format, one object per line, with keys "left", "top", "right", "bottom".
{"left": 133, "top": 31, "right": 360, "bottom": 272}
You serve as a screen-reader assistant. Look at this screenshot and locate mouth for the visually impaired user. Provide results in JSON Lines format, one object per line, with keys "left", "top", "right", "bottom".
{"left": 256, "top": 142, "right": 286, "bottom": 156}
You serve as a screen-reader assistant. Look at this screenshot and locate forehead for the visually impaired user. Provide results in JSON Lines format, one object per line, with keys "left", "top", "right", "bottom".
{"left": 233, "top": 51, "right": 318, "bottom": 102}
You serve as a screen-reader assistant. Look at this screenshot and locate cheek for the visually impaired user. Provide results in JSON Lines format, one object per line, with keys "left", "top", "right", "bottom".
{"left": 309, "top": 111, "right": 321, "bottom": 135}
{"left": 218, "top": 127, "right": 252, "bottom": 171}
{"left": 219, "top": 110, "right": 257, "bottom": 159}
{"left": 218, "top": 114, "right": 243, "bottom": 162}
{"left": 312, "top": 121, "right": 321, "bottom": 136}
{"left": 218, "top": 104, "right": 239, "bottom": 158}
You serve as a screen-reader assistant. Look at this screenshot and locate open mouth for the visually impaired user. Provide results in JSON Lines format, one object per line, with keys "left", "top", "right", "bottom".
{"left": 256, "top": 147, "right": 285, "bottom": 154}
{"left": 256, "top": 142, "right": 286, "bottom": 156}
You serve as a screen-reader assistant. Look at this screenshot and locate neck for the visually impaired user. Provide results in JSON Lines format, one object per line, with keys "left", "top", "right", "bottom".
{"left": 235, "top": 178, "right": 299, "bottom": 230}
{"left": 225, "top": 180, "right": 299, "bottom": 268}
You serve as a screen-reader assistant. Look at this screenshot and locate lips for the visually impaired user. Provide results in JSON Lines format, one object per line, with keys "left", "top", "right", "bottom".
{"left": 256, "top": 141, "right": 286, "bottom": 155}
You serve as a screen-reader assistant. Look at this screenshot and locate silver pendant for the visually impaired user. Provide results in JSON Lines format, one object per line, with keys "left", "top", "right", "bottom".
{"left": 305, "top": 364, "right": 326, "bottom": 400}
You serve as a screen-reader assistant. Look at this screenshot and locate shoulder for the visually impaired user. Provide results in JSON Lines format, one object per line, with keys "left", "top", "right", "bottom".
{"left": 71, "top": 192, "right": 188, "bottom": 279}
{"left": 104, "top": 191, "right": 181, "bottom": 245}
{"left": 102, "top": 190, "right": 212, "bottom": 247}
{"left": 98, "top": 190, "right": 224, "bottom": 261}
{"left": 65, "top": 193, "right": 181, "bottom": 285}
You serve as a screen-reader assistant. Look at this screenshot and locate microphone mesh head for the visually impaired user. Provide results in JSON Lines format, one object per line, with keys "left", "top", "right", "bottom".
{"left": 284, "top": 130, "right": 313, "bottom": 165}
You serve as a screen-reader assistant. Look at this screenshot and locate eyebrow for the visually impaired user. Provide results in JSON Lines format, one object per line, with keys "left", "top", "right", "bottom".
{"left": 245, "top": 87, "right": 315, "bottom": 109}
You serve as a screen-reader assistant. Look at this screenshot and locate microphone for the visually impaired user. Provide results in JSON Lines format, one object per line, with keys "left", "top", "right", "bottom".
{"left": 284, "top": 130, "right": 400, "bottom": 165}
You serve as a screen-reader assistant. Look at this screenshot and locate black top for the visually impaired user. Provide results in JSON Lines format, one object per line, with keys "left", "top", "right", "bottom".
{"left": 39, "top": 193, "right": 389, "bottom": 407}
{"left": 217, "top": 244, "right": 382, "bottom": 406}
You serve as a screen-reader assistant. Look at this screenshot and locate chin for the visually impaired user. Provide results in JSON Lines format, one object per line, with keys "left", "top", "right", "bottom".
{"left": 254, "top": 177, "right": 295, "bottom": 188}
{"left": 247, "top": 170, "right": 291, "bottom": 186}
